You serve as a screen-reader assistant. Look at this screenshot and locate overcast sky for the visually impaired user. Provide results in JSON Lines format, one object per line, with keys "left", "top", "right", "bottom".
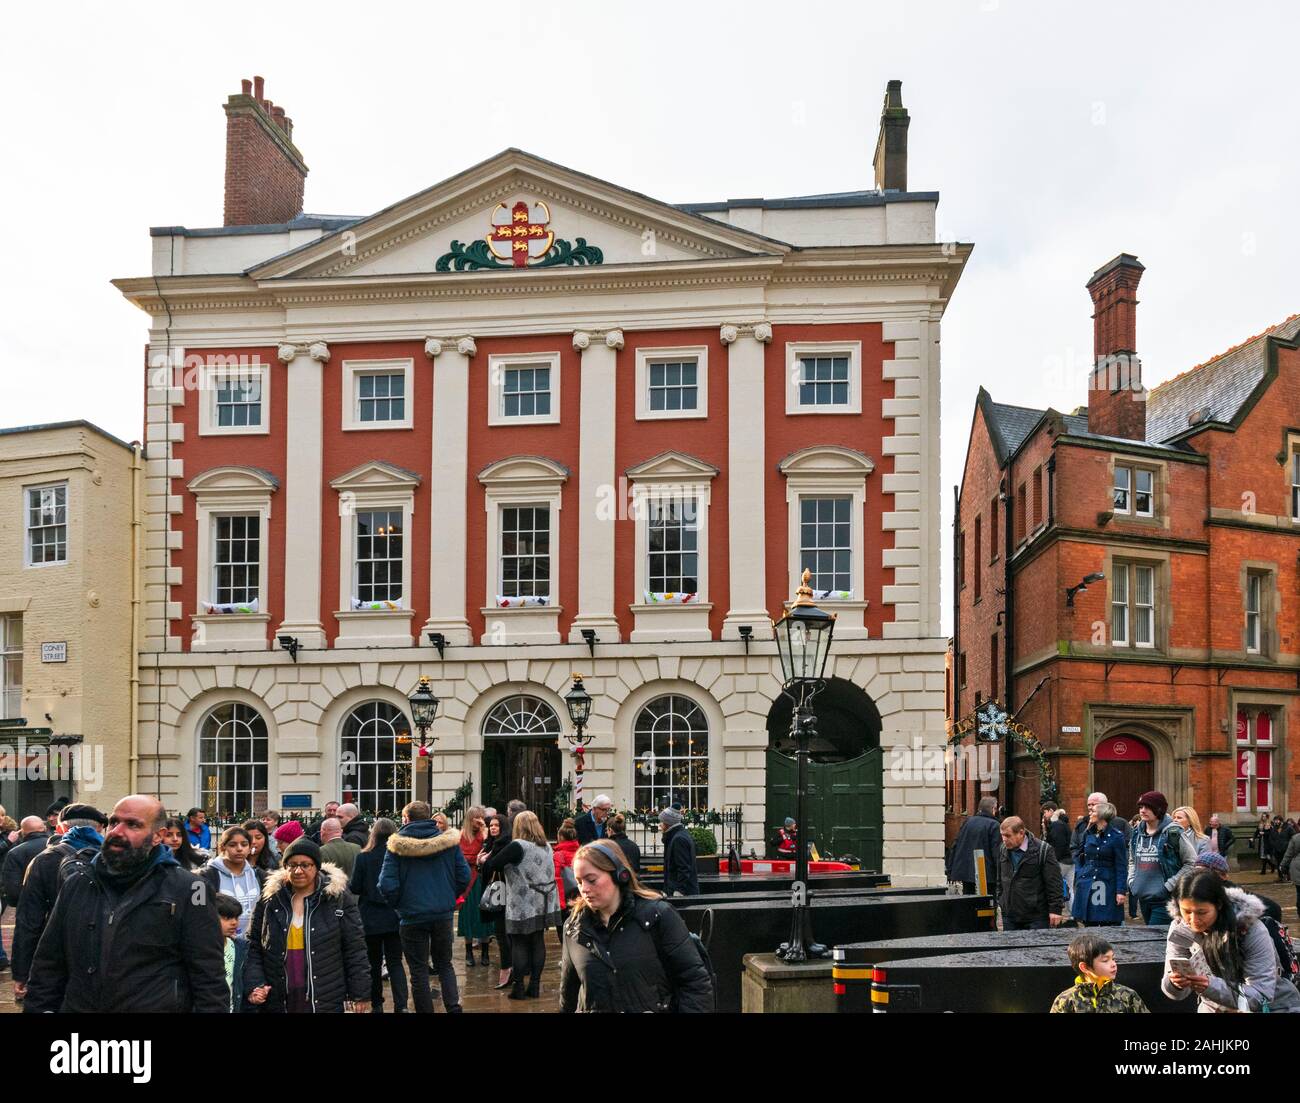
{"left": 3, "top": 1, "right": 1297, "bottom": 633}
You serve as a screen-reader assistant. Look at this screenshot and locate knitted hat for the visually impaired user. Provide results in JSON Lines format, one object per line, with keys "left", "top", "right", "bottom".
{"left": 784, "top": 817, "right": 796, "bottom": 828}
{"left": 281, "top": 837, "right": 322, "bottom": 868}
{"left": 1136, "top": 791, "right": 1168, "bottom": 819}
{"left": 1196, "top": 852, "right": 1229, "bottom": 873}
{"left": 273, "top": 820, "right": 305, "bottom": 846}
{"left": 59, "top": 803, "right": 107, "bottom": 826}
{"left": 659, "top": 808, "right": 683, "bottom": 828}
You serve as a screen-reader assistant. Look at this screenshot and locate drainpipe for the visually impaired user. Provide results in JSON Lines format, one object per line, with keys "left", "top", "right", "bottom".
{"left": 952, "top": 484, "right": 960, "bottom": 727}
{"left": 1002, "top": 471, "right": 1015, "bottom": 811}
{"left": 129, "top": 440, "right": 142, "bottom": 791}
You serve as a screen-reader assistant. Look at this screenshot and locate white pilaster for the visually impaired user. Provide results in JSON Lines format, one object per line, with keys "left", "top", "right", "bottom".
{"left": 568, "top": 328, "right": 622, "bottom": 643}
{"left": 421, "top": 337, "right": 474, "bottom": 646}
{"left": 721, "top": 322, "right": 772, "bottom": 639}
{"left": 276, "top": 341, "right": 328, "bottom": 649}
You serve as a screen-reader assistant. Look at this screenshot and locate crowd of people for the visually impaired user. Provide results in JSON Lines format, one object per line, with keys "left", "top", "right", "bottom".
{"left": 0, "top": 792, "right": 714, "bottom": 1014}
{"left": 946, "top": 790, "right": 1300, "bottom": 1013}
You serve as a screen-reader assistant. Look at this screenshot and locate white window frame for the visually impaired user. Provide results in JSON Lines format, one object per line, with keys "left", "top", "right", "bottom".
{"left": 784, "top": 341, "right": 862, "bottom": 415}
{"left": 352, "top": 508, "right": 408, "bottom": 605}
{"left": 1291, "top": 450, "right": 1300, "bottom": 523}
{"left": 342, "top": 358, "right": 414, "bottom": 431}
{"left": 188, "top": 467, "right": 277, "bottom": 651}
{"left": 211, "top": 513, "right": 263, "bottom": 607}
{"left": 487, "top": 352, "right": 561, "bottom": 426}
{"left": 797, "top": 494, "right": 856, "bottom": 596}
{"left": 23, "top": 481, "right": 69, "bottom": 568}
{"left": 199, "top": 358, "right": 271, "bottom": 437}
{"left": 642, "top": 495, "right": 705, "bottom": 597}
{"left": 1, "top": 614, "right": 21, "bottom": 720}
{"left": 626, "top": 452, "right": 717, "bottom": 643}
{"left": 332, "top": 474, "right": 417, "bottom": 612}
{"left": 777, "top": 445, "right": 873, "bottom": 638}
{"left": 497, "top": 503, "right": 554, "bottom": 600}
{"left": 479, "top": 456, "right": 567, "bottom": 644}
{"left": 1246, "top": 572, "right": 1262, "bottom": 654}
{"left": 635, "top": 345, "right": 708, "bottom": 420}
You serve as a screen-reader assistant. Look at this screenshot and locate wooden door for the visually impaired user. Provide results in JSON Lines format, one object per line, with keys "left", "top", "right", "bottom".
{"left": 766, "top": 748, "right": 883, "bottom": 868}
{"left": 1093, "top": 734, "right": 1154, "bottom": 823}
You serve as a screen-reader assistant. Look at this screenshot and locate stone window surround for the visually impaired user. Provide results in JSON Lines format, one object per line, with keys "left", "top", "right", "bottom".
{"left": 478, "top": 455, "right": 568, "bottom": 645}
{"left": 187, "top": 467, "right": 277, "bottom": 651}
{"left": 1107, "top": 454, "right": 1169, "bottom": 527}
{"left": 1104, "top": 548, "right": 1168, "bottom": 652}
{"left": 198, "top": 357, "right": 271, "bottom": 437}
{"left": 626, "top": 452, "right": 717, "bottom": 643}
{"left": 1239, "top": 559, "right": 1278, "bottom": 659}
{"left": 1288, "top": 432, "right": 1300, "bottom": 524}
{"left": 634, "top": 344, "right": 709, "bottom": 421}
{"left": 778, "top": 444, "right": 874, "bottom": 639}
{"left": 329, "top": 461, "right": 420, "bottom": 647}
{"left": 340, "top": 357, "right": 414, "bottom": 431}
{"left": 487, "top": 351, "right": 562, "bottom": 427}
{"left": 783, "top": 340, "right": 863, "bottom": 416}
{"left": 1231, "top": 691, "right": 1287, "bottom": 816}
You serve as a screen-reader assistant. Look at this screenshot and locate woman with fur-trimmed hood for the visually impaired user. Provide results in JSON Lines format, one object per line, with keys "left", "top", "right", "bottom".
{"left": 1162, "top": 869, "right": 1300, "bottom": 1013}
{"left": 243, "top": 837, "right": 371, "bottom": 1013}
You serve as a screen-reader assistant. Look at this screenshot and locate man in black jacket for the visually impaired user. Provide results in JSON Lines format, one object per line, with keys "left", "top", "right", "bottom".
{"left": 946, "top": 797, "right": 1002, "bottom": 896}
{"left": 996, "top": 816, "right": 1064, "bottom": 931}
{"left": 575, "top": 795, "right": 613, "bottom": 845}
{"left": 10, "top": 803, "right": 107, "bottom": 998}
{"left": 337, "top": 802, "right": 370, "bottom": 848}
{"left": 660, "top": 808, "right": 699, "bottom": 897}
{"left": 23, "top": 794, "right": 227, "bottom": 1014}
{"left": 1205, "top": 814, "right": 1235, "bottom": 862}
{"left": 1, "top": 817, "right": 50, "bottom": 908}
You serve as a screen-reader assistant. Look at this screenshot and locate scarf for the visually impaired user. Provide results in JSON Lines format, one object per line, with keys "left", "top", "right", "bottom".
{"left": 64, "top": 825, "right": 104, "bottom": 851}
{"left": 92, "top": 842, "right": 178, "bottom": 890}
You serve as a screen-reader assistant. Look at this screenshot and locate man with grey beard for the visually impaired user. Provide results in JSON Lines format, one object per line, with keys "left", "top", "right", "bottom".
{"left": 24, "top": 794, "right": 227, "bottom": 1013}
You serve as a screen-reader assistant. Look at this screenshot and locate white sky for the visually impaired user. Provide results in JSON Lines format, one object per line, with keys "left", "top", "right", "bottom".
{"left": 2, "top": 1, "right": 1297, "bottom": 634}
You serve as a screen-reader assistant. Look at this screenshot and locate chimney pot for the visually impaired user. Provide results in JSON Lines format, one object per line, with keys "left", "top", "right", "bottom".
{"left": 241, "top": 78, "right": 252, "bottom": 96}
{"left": 253, "top": 75, "right": 265, "bottom": 101}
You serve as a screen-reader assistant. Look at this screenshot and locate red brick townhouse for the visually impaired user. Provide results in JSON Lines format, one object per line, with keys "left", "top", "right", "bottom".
{"left": 113, "top": 78, "right": 969, "bottom": 882}
{"left": 951, "top": 253, "right": 1300, "bottom": 841}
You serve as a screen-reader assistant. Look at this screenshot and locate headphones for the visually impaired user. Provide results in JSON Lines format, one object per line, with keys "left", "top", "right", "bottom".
{"left": 590, "top": 841, "right": 632, "bottom": 885}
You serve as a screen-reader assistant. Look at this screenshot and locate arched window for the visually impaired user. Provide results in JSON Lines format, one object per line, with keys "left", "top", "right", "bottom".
{"left": 634, "top": 695, "right": 709, "bottom": 812}
{"left": 198, "top": 703, "right": 269, "bottom": 817}
{"left": 340, "top": 701, "right": 412, "bottom": 816}
{"left": 483, "top": 695, "right": 561, "bottom": 737}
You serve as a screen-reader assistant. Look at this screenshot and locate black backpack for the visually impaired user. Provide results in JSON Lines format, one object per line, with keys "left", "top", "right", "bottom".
{"left": 649, "top": 902, "right": 718, "bottom": 1012}
{"left": 1259, "top": 915, "right": 1300, "bottom": 990}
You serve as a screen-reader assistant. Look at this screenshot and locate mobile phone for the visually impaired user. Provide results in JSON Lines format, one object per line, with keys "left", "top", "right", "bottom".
{"left": 1168, "top": 957, "right": 1194, "bottom": 975}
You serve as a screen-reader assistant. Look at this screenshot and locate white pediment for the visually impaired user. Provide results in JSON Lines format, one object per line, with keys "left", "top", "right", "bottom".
{"left": 778, "top": 445, "right": 875, "bottom": 479}
{"left": 328, "top": 460, "right": 422, "bottom": 491}
{"left": 187, "top": 466, "right": 280, "bottom": 495}
{"left": 250, "top": 149, "right": 788, "bottom": 280}
{"left": 625, "top": 450, "right": 719, "bottom": 483}
{"left": 477, "top": 454, "right": 570, "bottom": 490}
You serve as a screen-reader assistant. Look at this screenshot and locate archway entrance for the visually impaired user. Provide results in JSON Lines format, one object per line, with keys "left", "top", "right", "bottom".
{"left": 480, "top": 695, "right": 563, "bottom": 836}
{"left": 1093, "top": 734, "right": 1153, "bottom": 822}
{"left": 764, "top": 678, "right": 882, "bottom": 868}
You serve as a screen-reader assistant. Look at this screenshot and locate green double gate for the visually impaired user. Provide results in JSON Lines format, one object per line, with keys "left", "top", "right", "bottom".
{"left": 765, "top": 748, "right": 882, "bottom": 870}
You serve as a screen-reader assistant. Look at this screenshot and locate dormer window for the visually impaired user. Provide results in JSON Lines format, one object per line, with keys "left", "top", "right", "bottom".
{"left": 1113, "top": 465, "right": 1153, "bottom": 517}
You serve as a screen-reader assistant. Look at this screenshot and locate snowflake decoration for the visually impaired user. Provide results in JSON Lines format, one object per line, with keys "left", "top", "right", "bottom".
{"left": 977, "top": 700, "right": 1010, "bottom": 742}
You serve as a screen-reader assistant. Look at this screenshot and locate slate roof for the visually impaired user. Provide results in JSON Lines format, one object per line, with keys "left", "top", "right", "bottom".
{"left": 1145, "top": 314, "right": 1300, "bottom": 443}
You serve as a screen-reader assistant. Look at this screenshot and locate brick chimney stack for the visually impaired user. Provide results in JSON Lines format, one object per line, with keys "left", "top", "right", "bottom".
{"left": 1086, "top": 253, "right": 1147, "bottom": 440}
{"left": 873, "top": 79, "right": 909, "bottom": 192}
{"left": 223, "top": 76, "right": 308, "bottom": 227}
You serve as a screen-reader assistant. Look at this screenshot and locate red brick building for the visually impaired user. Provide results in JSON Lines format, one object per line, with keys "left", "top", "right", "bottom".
{"left": 951, "top": 253, "right": 1300, "bottom": 844}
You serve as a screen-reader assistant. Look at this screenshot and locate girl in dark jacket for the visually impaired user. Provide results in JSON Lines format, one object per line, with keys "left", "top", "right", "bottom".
{"left": 477, "top": 814, "right": 513, "bottom": 988}
{"left": 347, "top": 817, "right": 408, "bottom": 1013}
{"left": 244, "top": 837, "right": 371, "bottom": 1013}
{"left": 560, "top": 840, "right": 713, "bottom": 1013}
{"left": 606, "top": 813, "right": 641, "bottom": 875}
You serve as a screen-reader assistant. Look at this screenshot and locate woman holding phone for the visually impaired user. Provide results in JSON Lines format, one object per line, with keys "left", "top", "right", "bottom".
{"left": 1162, "top": 869, "right": 1300, "bottom": 1013}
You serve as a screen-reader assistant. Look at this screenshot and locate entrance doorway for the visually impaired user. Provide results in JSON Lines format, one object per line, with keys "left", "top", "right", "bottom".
{"left": 1093, "top": 734, "right": 1154, "bottom": 822}
{"left": 764, "top": 678, "right": 883, "bottom": 869}
{"left": 480, "top": 694, "right": 565, "bottom": 837}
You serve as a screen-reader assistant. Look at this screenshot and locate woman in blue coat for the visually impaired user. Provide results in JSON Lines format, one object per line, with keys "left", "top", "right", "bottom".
{"left": 1072, "top": 802, "right": 1128, "bottom": 926}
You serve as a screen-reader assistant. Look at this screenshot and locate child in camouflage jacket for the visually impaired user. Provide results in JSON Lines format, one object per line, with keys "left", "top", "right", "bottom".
{"left": 1050, "top": 931, "right": 1150, "bottom": 1013}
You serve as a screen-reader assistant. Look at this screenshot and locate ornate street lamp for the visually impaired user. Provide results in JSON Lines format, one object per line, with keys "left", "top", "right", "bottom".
{"left": 408, "top": 675, "right": 440, "bottom": 807}
{"left": 772, "top": 568, "right": 835, "bottom": 962}
{"left": 563, "top": 673, "right": 594, "bottom": 810}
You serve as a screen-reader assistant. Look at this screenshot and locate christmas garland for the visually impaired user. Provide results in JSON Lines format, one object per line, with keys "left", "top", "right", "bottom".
{"left": 437, "top": 774, "right": 474, "bottom": 821}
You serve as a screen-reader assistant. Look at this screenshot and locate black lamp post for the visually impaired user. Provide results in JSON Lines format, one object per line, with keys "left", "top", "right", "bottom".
{"left": 408, "top": 675, "right": 440, "bottom": 807}
{"left": 772, "top": 568, "right": 835, "bottom": 962}
{"left": 564, "top": 673, "right": 594, "bottom": 811}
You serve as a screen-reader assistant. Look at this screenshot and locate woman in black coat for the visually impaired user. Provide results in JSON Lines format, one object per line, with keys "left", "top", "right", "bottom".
{"left": 477, "top": 814, "right": 514, "bottom": 988}
{"left": 606, "top": 813, "right": 641, "bottom": 875}
{"left": 560, "top": 841, "right": 712, "bottom": 1013}
{"left": 244, "top": 838, "right": 370, "bottom": 1013}
{"left": 347, "top": 817, "right": 408, "bottom": 1013}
